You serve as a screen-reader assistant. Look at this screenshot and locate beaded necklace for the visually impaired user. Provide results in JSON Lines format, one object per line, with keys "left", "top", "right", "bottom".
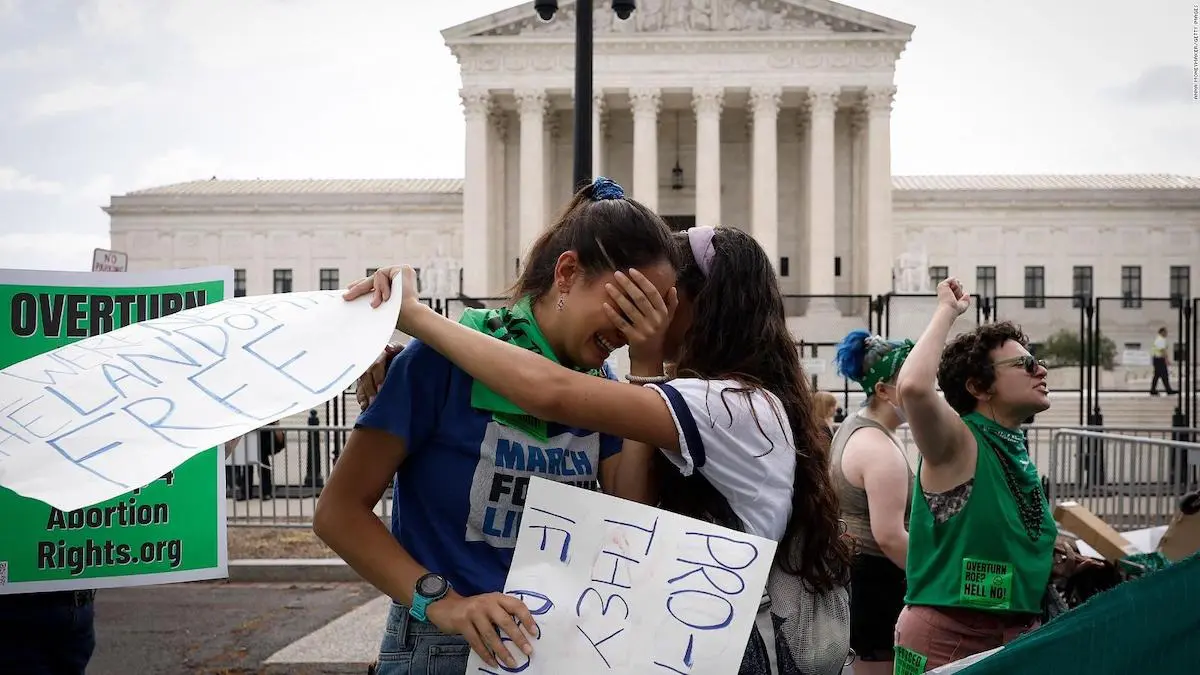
{"left": 973, "top": 414, "right": 1047, "bottom": 542}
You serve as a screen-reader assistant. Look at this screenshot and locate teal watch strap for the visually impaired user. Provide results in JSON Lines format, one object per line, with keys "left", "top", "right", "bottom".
{"left": 409, "top": 573, "right": 450, "bottom": 622}
{"left": 409, "top": 595, "right": 433, "bottom": 622}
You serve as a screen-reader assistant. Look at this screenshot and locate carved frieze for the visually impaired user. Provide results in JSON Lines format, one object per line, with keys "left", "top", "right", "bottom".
{"left": 454, "top": 42, "right": 900, "bottom": 79}
{"left": 474, "top": 0, "right": 872, "bottom": 37}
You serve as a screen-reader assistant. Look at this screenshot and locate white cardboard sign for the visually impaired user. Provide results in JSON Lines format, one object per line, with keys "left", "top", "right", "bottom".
{"left": 0, "top": 289, "right": 400, "bottom": 511}
{"left": 468, "top": 477, "right": 777, "bottom": 675}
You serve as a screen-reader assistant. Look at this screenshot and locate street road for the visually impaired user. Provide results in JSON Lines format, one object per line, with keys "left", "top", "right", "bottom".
{"left": 89, "top": 581, "right": 374, "bottom": 675}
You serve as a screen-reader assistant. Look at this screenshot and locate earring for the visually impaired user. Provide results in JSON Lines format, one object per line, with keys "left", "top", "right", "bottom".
{"left": 556, "top": 292, "right": 566, "bottom": 311}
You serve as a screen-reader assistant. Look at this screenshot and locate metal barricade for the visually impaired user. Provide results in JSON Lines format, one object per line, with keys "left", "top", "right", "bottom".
{"left": 227, "top": 423, "right": 1200, "bottom": 528}
{"left": 892, "top": 424, "right": 1200, "bottom": 480}
{"left": 225, "top": 425, "right": 392, "bottom": 528}
{"left": 1045, "top": 429, "right": 1200, "bottom": 531}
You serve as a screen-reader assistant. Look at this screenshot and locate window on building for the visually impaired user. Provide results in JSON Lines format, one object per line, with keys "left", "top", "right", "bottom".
{"left": 1169, "top": 265, "right": 1191, "bottom": 308}
{"left": 366, "top": 267, "right": 378, "bottom": 278}
{"left": 1072, "top": 266, "right": 1092, "bottom": 308}
{"left": 234, "top": 269, "right": 246, "bottom": 298}
{"left": 834, "top": 256, "right": 841, "bottom": 277}
{"left": 1121, "top": 266, "right": 1142, "bottom": 309}
{"left": 413, "top": 268, "right": 422, "bottom": 294}
{"left": 319, "top": 268, "right": 339, "bottom": 291}
{"left": 273, "top": 269, "right": 293, "bottom": 294}
{"left": 976, "top": 266, "right": 997, "bottom": 302}
{"left": 1023, "top": 266, "right": 1045, "bottom": 309}
{"left": 780, "top": 257, "right": 790, "bottom": 277}
{"left": 929, "top": 265, "right": 949, "bottom": 290}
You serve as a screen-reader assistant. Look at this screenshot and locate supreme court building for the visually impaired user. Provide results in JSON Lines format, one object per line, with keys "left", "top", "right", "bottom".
{"left": 107, "top": 0, "right": 1199, "bottom": 362}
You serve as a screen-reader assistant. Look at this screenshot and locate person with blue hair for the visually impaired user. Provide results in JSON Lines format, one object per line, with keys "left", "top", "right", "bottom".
{"left": 829, "top": 328, "right": 915, "bottom": 675}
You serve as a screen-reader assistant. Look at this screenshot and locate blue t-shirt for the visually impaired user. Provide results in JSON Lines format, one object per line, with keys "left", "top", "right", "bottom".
{"left": 355, "top": 339, "right": 623, "bottom": 597}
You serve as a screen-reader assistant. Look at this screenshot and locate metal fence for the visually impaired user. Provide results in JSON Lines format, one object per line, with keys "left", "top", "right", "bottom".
{"left": 421, "top": 291, "right": 1196, "bottom": 430}
{"left": 226, "top": 423, "right": 1200, "bottom": 529}
{"left": 1043, "top": 429, "right": 1200, "bottom": 531}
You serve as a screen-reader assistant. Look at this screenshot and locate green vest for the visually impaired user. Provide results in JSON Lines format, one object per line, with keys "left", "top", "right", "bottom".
{"left": 905, "top": 412, "right": 1057, "bottom": 615}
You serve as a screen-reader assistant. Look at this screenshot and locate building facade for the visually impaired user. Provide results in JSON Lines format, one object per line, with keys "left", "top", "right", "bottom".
{"left": 105, "top": 0, "right": 1199, "bottom": 389}
{"left": 444, "top": 0, "right": 913, "bottom": 303}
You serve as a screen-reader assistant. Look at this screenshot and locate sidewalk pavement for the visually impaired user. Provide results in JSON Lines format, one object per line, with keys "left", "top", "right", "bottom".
{"left": 264, "top": 595, "right": 390, "bottom": 673}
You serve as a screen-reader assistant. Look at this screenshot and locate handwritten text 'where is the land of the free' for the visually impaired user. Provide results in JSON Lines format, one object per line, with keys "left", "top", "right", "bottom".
{"left": 0, "top": 290, "right": 353, "bottom": 491}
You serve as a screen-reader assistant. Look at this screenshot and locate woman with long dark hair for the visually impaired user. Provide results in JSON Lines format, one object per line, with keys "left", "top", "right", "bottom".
{"left": 314, "top": 178, "right": 679, "bottom": 675}
{"left": 350, "top": 225, "right": 853, "bottom": 674}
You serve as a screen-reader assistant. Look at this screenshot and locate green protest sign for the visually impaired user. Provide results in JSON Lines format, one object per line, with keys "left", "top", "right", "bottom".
{"left": 0, "top": 267, "right": 232, "bottom": 593}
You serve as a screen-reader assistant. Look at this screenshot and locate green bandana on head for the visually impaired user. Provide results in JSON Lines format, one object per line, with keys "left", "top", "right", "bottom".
{"left": 861, "top": 339, "right": 915, "bottom": 394}
{"left": 457, "top": 296, "right": 606, "bottom": 442}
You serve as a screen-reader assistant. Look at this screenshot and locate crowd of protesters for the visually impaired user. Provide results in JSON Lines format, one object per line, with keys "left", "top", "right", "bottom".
{"left": 0, "top": 176, "right": 1085, "bottom": 675}
{"left": 320, "top": 176, "right": 1067, "bottom": 675}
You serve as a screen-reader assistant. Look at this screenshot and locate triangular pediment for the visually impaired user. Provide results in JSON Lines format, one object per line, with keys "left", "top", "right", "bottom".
{"left": 442, "top": 0, "right": 914, "bottom": 41}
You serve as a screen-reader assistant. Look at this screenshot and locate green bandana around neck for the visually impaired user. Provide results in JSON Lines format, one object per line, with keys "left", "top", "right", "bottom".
{"left": 964, "top": 411, "right": 1047, "bottom": 542}
{"left": 861, "top": 339, "right": 914, "bottom": 393}
{"left": 457, "top": 296, "right": 606, "bottom": 442}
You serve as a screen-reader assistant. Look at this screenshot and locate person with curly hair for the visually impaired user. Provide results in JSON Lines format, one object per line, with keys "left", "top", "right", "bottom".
{"left": 892, "top": 278, "right": 1057, "bottom": 670}
{"left": 829, "top": 330, "right": 915, "bottom": 674}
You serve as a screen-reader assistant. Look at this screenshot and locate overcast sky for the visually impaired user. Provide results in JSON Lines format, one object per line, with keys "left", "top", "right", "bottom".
{"left": 0, "top": 0, "right": 1196, "bottom": 271}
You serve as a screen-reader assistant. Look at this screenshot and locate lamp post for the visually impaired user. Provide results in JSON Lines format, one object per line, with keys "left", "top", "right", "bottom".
{"left": 534, "top": 0, "right": 636, "bottom": 191}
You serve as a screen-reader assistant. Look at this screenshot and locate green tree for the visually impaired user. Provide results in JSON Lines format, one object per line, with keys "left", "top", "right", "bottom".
{"left": 1037, "top": 329, "right": 1116, "bottom": 370}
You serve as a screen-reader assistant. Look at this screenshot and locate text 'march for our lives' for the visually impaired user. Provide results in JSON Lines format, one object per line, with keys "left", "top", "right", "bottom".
{"left": 467, "top": 476, "right": 777, "bottom": 675}
{"left": 0, "top": 276, "right": 403, "bottom": 512}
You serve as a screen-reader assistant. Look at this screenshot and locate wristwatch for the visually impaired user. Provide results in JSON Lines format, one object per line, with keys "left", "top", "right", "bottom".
{"left": 409, "top": 573, "right": 451, "bottom": 622}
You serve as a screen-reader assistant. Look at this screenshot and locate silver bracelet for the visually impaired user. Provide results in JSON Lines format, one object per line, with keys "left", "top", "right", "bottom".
{"left": 625, "top": 373, "right": 671, "bottom": 384}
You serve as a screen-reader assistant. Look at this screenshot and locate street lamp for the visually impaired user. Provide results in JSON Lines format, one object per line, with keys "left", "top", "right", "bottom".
{"left": 534, "top": 0, "right": 636, "bottom": 191}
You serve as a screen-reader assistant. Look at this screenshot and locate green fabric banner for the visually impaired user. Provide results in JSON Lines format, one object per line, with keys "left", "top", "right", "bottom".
{"left": 949, "top": 552, "right": 1200, "bottom": 674}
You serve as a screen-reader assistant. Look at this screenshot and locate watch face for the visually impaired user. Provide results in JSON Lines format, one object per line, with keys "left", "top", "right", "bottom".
{"left": 417, "top": 574, "right": 447, "bottom": 598}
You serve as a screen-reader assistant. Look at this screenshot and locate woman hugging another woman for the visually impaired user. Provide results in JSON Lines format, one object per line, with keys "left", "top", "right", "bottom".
{"left": 314, "top": 177, "right": 679, "bottom": 675}
{"left": 354, "top": 220, "right": 854, "bottom": 674}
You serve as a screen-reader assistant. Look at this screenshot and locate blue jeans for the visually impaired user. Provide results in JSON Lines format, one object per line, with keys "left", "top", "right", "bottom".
{"left": 373, "top": 602, "right": 471, "bottom": 675}
{"left": 370, "top": 601, "right": 777, "bottom": 675}
{"left": 0, "top": 590, "right": 96, "bottom": 675}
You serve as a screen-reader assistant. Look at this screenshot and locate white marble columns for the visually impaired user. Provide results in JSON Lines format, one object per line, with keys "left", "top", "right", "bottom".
{"left": 806, "top": 85, "right": 839, "bottom": 296}
{"left": 692, "top": 87, "right": 723, "bottom": 228}
{"left": 750, "top": 85, "right": 782, "bottom": 269}
{"left": 460, "top": 88, "right": 492, "bottom": 297}
{"left": 515, "top": 89, "right": 546, "bottom": 259}
{"left": 863, "top": 86, "right": 896, "bottom": 296}
{"left": 489, "top": 82, "right": 895, "bottom": 301}
{"left": 630, "top": 88, "right": 661, "bottom": 211}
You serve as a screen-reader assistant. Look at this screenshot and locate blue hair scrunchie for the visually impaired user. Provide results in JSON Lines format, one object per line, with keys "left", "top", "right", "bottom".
{"left": 590, "top": 176, "right": 625, "bottom": 201}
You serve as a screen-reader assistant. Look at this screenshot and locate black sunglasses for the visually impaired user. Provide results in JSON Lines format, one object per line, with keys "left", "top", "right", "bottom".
{"left": 993, "top": 355, "right": 1047, "bottom": 374}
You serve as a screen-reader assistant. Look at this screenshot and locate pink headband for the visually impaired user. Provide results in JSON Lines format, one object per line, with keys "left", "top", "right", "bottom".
{"left": 687, "top": 226, "right": 716, "bottom": 277}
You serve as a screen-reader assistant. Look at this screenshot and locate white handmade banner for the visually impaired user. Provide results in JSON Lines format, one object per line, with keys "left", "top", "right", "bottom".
{"left": 469, "top": 476, "right": 777, "bottom": 675}
{"left": 0, "top": 283, "right": 400, "bottom": 511}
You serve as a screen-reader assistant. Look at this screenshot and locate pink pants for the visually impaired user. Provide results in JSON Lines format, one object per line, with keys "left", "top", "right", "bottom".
{"left": 893, "top": 605, "right": 1040, "bottom": 671}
